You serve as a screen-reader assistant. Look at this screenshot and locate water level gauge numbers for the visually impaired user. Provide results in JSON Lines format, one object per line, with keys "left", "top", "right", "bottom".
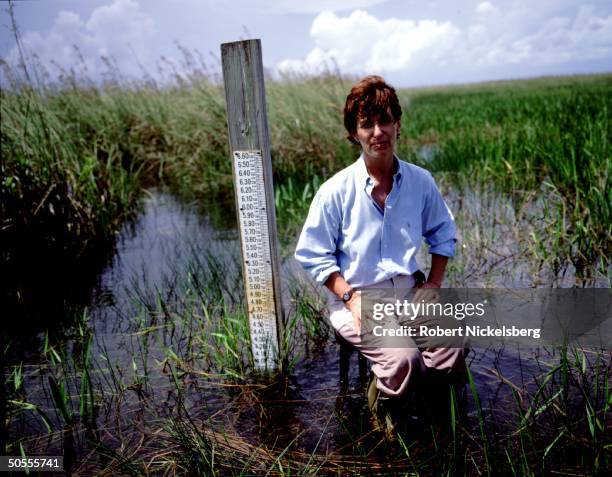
{"left": 233, "top": 150, "right": 278, "bottom": 369}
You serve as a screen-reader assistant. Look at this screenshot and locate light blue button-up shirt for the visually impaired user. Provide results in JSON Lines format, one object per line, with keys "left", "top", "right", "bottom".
{"left": 294, "top": 155, "right": 456, "bottom": 288}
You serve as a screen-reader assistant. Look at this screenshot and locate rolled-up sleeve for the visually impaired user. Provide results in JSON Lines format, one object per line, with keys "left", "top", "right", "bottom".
{"left": 294, "top": 191, "right": 341, "bottom": 284}
{"left": 421, "top": 173, "right": 456, "bottom": 257}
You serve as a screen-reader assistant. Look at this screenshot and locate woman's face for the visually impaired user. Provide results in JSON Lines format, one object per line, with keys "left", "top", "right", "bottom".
{"left": 354, "top": 107, "right": 400, "bottom": 161}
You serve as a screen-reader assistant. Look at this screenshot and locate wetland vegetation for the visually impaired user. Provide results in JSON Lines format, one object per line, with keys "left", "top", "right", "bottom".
{"left": 1, "top": 39, "right": 611, "bottom": 475}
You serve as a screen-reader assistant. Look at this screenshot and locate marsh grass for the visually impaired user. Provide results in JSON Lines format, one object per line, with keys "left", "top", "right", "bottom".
{"left": 2, "top": 8, "right": 611, "bottom": 473}
{"left": 3, "top": 43, "right": 610, "bottom": 285}
{"left": 4, "top": 229, "right": 610, "bottom": 474}
{"left": 2, "top": 179, "right": 609, "bottom": 474}
{"left": 408, "top": 82, "right": 611, "bottom": 278}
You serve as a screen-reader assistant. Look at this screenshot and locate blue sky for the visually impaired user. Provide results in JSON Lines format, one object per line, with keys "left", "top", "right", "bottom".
{"left": 1, "top": 0, "right": 611, "bottom": 87}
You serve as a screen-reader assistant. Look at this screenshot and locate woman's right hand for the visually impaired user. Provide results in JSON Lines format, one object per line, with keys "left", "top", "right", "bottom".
{"left": 346, "top": 290, "right": 362, "bottom": 336}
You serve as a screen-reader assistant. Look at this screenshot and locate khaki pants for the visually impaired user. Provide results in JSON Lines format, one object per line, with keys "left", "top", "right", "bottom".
{"left": 327, "top": 275, "right": 467, "bottom": 398}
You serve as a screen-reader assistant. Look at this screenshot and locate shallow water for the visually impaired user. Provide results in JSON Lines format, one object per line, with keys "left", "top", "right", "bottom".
{"left": 4, "top": 188, "right": 609, "bottom": 471}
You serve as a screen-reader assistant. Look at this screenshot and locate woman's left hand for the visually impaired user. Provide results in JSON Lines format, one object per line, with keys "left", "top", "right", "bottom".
{"left": 413, "top": 281, "right": 440, "bottom": 303}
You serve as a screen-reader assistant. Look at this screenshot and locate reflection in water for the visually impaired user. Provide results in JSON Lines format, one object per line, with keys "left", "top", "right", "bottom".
{"left": 4, "top": 188, "right": 608, "bottom": 472}
{"left": 94, "top": 190, "right": 239, "bottom": 317}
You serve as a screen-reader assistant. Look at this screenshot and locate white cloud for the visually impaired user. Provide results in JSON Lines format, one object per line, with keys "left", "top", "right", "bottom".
{"left": 278, "top": 10, "right": 460, "bottom": 75}
{"left": 475, "top": 2, "right": 498, "bottom": 15}
{"left": 268, "top": 0, "right": 390, "bottom": 14}
{"left": 86, "top": 0, "right": 155, "bottom": 56}
{"left": 4, "top": 0, "right": 156, "bottom": 81}
{"left": 176, "top": 0, "right": 391, "bottom": 15}
{"left": 278, "top": 4, "right": 612, "bottom": 80}
{"left": 4, "top": 0, "right": 611, "bottom": 88}
{"left": 475, "top": 5, "right": 612, "bottom": 65}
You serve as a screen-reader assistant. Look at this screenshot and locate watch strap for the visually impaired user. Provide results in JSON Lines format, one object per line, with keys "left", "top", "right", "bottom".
{"left": 342, "top": 288, "right": 355, "bottom": 303}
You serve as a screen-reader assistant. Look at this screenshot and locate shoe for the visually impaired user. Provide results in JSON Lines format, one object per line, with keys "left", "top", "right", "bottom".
{"left": 367, "top": 373, "right": 396, "bottom": 440}
{"left": 367, "top": 372, "right": 378, "bottom": 413}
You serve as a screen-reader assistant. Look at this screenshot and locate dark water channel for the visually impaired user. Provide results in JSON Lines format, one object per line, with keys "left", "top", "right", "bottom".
{"left": 4, "top": 189, "right": 607, "bottom": 471}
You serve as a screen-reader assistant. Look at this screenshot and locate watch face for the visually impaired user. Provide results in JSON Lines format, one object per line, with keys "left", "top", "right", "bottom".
{"left": 343, "top": 290, "right": 352, "bottom": 302}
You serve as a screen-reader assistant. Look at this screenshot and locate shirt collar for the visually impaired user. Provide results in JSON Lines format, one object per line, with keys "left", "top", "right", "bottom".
{"left": 357, "top": 154, "right": 403, "bottom": 188}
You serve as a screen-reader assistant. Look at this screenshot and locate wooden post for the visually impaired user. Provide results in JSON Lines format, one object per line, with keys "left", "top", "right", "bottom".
{"left": 221, "top": 39, "right": 283, "bottom": 371}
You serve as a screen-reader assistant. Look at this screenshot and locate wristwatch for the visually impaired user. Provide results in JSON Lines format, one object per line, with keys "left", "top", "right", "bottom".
{"left": 341, "top": 288, "right": 355, "bottom": 303}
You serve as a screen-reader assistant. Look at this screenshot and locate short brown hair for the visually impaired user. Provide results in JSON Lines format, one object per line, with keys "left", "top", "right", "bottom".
{"left": 343, "top": 75, "right": 402, "bottom": 145}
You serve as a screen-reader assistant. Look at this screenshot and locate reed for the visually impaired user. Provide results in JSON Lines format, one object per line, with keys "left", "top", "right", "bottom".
{"left": 4, "top": 295, "right": 610, "bottom": 474}
{"left": 3, "top": 40, "right": 609, "bottom": 280}
{"left": 2, "top": 9, "right": 611, "bottom": 473}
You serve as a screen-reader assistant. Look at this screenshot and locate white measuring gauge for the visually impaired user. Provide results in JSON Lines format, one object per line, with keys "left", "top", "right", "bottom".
{"left": 233, "top": 150, "right": 279, "bottom": 370}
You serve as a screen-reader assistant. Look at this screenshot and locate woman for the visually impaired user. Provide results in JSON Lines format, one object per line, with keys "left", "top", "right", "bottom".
{"left": 295, "top": 76, "right": 465, "bottom": 430}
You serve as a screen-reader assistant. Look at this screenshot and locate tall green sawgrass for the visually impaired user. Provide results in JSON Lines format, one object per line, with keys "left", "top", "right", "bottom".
{"left": 4, "top": 34, "right": 609, "bottom": 275}
{"left": 4, "top": 57, "right": 611, "bottom": 270}
{"left": 404, "top": 82, "right": 611, "bottom": 277}
{"left": 1, "top": 70, "right": 144, "bottom": 248}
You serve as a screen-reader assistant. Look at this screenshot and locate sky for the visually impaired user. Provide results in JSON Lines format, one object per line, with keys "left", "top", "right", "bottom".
{"left": 0, "top": 0, "right": 611, "bottom": 87}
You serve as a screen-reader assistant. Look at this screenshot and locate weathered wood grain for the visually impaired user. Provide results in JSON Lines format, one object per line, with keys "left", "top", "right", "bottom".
{"left": 221, "top": 39, "right": 284, "bottom": 370}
